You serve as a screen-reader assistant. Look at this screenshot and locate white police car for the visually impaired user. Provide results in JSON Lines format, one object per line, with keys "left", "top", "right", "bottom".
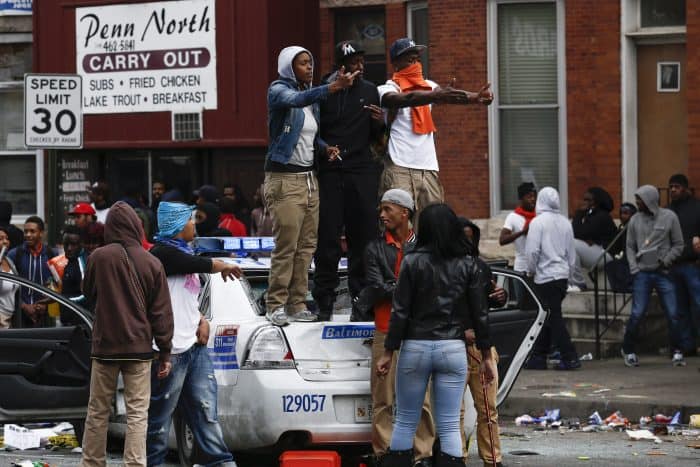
{"left": 0, "top": 237, "right": 546, "bottom": 465}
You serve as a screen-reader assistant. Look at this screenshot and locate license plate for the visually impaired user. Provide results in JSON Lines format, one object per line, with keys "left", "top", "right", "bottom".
{"left": 354, "top": 397, "right": 372, "bottom": 423}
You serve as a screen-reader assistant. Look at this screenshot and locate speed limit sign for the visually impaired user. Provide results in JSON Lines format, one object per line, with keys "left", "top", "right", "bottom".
{"left": 24, "top": 74, "right": 83, "bottom": 149}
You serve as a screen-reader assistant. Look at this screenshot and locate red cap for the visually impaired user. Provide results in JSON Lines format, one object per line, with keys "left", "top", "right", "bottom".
{"left": 68, "top": 202, "right": 96, "bottom": 216}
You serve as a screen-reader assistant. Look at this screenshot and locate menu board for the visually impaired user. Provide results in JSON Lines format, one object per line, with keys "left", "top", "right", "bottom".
{"left": 56, "top": 155, "right": 97, "bottom": 228}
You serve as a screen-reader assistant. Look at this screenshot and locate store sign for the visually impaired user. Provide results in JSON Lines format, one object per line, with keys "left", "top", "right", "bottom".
{"left": 24, "top": 74, "right": 83, "bottom": 149}
{"left": 0, "top": 0, "right": 32, "bottom": 16}
{"left": 75, "top": 0, "right": 217, "bottom": 114}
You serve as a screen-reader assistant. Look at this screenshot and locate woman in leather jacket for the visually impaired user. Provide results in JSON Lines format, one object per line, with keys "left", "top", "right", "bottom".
{"left": 376, "top": 204, "right": 496, "bottom": 467}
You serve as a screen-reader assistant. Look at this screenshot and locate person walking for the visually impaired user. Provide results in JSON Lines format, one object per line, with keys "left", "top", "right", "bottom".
{"left": 147, "top": 202, "right": 241, "bottom": 467}
{"left": 376, "top": 203, "right": 494, "bottom": 467}
{"left": 354, "top": 189, "right": 435, "bottom": 466}
{"left": 263, "top": 45, "right": 357, "bottom": 326}
{"left": 378, "top": 38, "right": 493, "bottom": 223}
{"left": 80, "top": 201, "right": 174, "bottom": 467}
{"left": 622, "top": 185, "right": 685, "bottom": 367}
{"left": 524, "top": 187, "right": 580, "bottom": 370}
{"left": 499, "top": 182, "right": 537, "bottom": 273}
{"left": 312, "top": 40, "right": 384, "bottom": 321}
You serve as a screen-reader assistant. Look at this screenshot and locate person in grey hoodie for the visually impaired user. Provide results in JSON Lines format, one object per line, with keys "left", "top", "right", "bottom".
{"left": 524, "top": 187, "right": 580, "bottom": 370}
{"left": 264, "top": 45, "right": 358, "bottom": 326}
{"left": 622, "top": 185, "right": 685, "bottom": 367}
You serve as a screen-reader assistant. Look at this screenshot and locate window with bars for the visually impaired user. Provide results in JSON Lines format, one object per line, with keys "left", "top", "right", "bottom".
{"left": 172, "top": 112, "right": 202, "bottom": 141}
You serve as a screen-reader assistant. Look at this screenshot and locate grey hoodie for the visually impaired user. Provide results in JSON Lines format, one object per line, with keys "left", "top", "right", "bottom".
{"left": 626, "top": 185, "right": 684, "bottom": 274}
{"left": 525, "top": 187, "right": 576, "bottom": 284}
{"left": 277, "top": 45, "right": 313, "bottom": 84}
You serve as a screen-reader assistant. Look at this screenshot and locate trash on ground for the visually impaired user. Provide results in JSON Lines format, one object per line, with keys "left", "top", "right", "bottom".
{"left": 645, "top": 451, "right": 667, "bottom": 456}
{"left": 588, "top": 411, "right": 603, "bottom": 426}
{"left": 577, "top": 456, "right": 591, "bottom": 460}
{"left": 639, "top": 416, "right": 652, "bottom": 427}
{"left": 542, "top": 391, "right": 577, "bottom": 398}
{"left": 591, "top": 388, "right": 611, "bottom": 394}
{"left": 11, "top": 461, "right": 50, "bottom": 467}
{"left": 680, "top": 429, "right": 700, "bottom": 437}
{"left": 509, "top": 450, "right": 540, "bottom": 456}
{"left": 617, "top": 394, "right": 649, "bottom": 399}
{"left": 4, "top": 424, "right": 42, "bottom": 450}
{"left": 626, "top": 429, "right": 663, "bottom": 444}
{"left": 604, "top": 410, "right": 630, "bottom": 429}
{"left": 690, "top": 414, "right": 700, "bottom": 428}
{"left": 687, "top": 443, "right": 700, "bottom": 449}
{"left": 580, "top": 353, "right": 593, "bottom": 361}
{"left": 515, "top": 409, "right": 560, "bottom": 426}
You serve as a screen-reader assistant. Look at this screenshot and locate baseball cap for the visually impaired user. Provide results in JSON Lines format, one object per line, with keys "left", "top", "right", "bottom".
{"left": 335, "top": 40, "right": 365, "bottom": 65}
{"left": 193, "top": 184, "right": 219, "bottom": 204}
{"left": 389, "top": 38, "right": 427, "bottom": 62}
{"left": 381, "top": 189, "right": 414, "bottom": 212}
{"left": 68, "top": 202, "right": 96, "bottom": 216}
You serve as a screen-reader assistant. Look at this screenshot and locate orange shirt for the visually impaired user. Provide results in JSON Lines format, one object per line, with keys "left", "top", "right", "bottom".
{"left": 374, "top": 230, "right": 412, "bottom": 333}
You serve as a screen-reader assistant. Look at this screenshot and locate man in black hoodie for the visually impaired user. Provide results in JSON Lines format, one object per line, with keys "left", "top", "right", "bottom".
{"left": 668, "top": 174, "right": 700, "bottom": 354}
{"left": 0, "top": 201, "right": 24, "bottom": 249}
{"left": 312, "top": 40, "right": 385, "bottom": 320}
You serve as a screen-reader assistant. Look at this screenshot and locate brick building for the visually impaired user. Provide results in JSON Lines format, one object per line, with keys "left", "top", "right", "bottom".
{"left": 319, "top": 0, "right": 695, "bottom": 218}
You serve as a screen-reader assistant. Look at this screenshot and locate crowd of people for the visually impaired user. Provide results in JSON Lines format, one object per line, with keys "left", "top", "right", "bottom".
{"left": 0, "top": 36, "right": 698, "bottom": 467}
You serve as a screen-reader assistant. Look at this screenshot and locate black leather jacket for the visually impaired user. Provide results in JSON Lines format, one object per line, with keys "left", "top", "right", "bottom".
{"left": 385, "top": 247, "right": 491, "bottom": 351}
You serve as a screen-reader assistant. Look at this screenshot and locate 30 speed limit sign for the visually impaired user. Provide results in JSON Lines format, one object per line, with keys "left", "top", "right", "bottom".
{"left": 24, "top": 74, "right": 83, "bottom": 149}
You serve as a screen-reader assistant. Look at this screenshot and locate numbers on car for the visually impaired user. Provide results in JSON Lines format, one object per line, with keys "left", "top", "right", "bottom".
{"left": 282, "top": 394, "right": 326, "bottom": 413}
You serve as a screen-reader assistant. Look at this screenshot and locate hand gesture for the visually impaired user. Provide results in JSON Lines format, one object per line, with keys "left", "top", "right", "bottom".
{"left": 488, "top": 282, "right": 507, "bottom": 306}
{"left": 333, "top": 66, "right": 361, "bottom": 90}
{"left": 476, "top": 82, "right": 493, "bottom": 105}
{"left": 221, "top": 263, "right": 242, "bottom": 282}
{"left": 364, "top": 104, "right": 384, "bottom": 122}
{"left": 436, "top": 78, "right": 470, "bottom": 104}
{"left": 327, "top": 145, "right": 341, "bottom": 162}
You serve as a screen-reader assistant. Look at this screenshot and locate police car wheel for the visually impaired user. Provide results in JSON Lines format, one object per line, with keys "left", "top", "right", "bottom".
{"left": 175, "top": 415, "right": 202, "bottom": 466}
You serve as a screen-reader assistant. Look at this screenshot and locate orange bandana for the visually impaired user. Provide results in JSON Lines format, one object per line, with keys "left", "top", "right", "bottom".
{"left": 391, "top": 62, "right": 437, "bottom": 135}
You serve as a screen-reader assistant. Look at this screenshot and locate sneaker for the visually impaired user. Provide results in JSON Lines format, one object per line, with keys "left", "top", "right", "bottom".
{"left": 266, "top": 307, "right": 289, "bottom": 326}
{"left": 566, "top": 285, "right": 582, "bottom": 293}
{"left": 621, "top": 349, "right": 639, "bottom": 367}
{"left": 672, "top": 351, "right": 686, "bottom": 367}
{"left": 524, "top": 354, "right": 547, "bottom": 370}
{"left": 288, "top": 309, "right": 318, "bottom": 322}
{"left": 555, "top": 358, "right": 582, "bottom": 370}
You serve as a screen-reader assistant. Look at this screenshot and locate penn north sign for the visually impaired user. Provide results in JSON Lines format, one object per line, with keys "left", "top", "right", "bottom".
{"left": 75, "top": 0, "right": 217, "bottom": 114}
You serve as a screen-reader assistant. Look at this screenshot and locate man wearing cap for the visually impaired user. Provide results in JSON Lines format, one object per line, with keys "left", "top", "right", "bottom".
{"left": 354, "top": 188, "right": 435, "bottom": 466}
{"left": 194, "top": 184, "right": 220, "bottom": 206}
{"left": 88, "top": 181, "right": 111, "bottom": 224}
{"left": 68, "top": 202, "right": 98, "bottom": 230}
{"left": 378, "top": 38, "right": 494, "bottom": 225}
{"left": 312, "top": 40, "right": 385, "bottom": 321}
{"left": 499, "top": 182, "right": 537, "bottom": 274}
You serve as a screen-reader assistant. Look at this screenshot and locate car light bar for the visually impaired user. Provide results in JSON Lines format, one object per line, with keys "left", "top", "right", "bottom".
{"left": 194, "top": 237, "right": 275, "bottom": 256}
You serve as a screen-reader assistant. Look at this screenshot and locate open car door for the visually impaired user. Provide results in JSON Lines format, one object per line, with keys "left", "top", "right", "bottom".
{"left": 0, "top": 272, "right": 92, "bottom": 425}
{"left": 489, "top": 267, "right": 547, "bottom": 406}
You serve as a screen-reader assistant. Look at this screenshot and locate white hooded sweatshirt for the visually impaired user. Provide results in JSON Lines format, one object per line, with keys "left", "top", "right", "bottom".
{"left": 525, "top": 187, "right": 576, "bottom": 284}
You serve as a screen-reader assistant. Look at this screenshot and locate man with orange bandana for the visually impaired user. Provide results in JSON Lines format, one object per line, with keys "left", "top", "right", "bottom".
{"left": 378, "top": 38, "right": 493, "bottom": 224}
{"left": 354, "top": 188, "right": 435, "bottom": 467}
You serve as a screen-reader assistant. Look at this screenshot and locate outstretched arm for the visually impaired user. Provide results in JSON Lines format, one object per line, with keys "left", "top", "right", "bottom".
{"left": 381, "top": 81, "right": 493, "bottom": 109}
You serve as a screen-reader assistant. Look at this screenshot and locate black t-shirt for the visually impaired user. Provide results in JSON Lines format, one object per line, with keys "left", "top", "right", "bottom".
{"left": 150, "top": 243, "right": 212, "bottom": 277}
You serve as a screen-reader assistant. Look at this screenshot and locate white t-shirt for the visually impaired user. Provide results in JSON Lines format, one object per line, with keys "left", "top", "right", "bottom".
{"left": 504, "top": 212, "right": 528, "bottom": 272}
{"left": 92, "top": 205, "right": 109, "bottom": 224}
{"left": 288, "top": 105, "right": 317, "bottom": 168}
{"left": 0, "top": 268, "right": 17, "bottom": 317}
{"left": 164, "top": 274, "right": 201, "bottom": 354}
{"left": 377, "top": 79, "right": 439, "bottom": 171}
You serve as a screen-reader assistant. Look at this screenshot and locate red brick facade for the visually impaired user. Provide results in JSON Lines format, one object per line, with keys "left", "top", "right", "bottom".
{"left": 687, "top": 1, "right": 700, "bottom": 186}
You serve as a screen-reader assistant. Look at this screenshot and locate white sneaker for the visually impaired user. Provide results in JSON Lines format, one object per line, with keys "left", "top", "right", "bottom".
{"left": 567, "top": 285, "right": 582, "bottom": 293}
{"left": 266, "top": 307, "right": 289, "bottom": 326}
{"left": 289, "top": 309, "right": 318, "bottom": 322}
{"left": 672, "top": 351, "right": 686, "bottom": 367}
{"left": 621, "top": 349, "right": 639, "bottom": 367}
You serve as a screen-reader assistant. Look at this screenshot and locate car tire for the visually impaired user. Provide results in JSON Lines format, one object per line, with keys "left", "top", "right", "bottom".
{"left": 175, "top": 415, "right": 202, "bottom": 466}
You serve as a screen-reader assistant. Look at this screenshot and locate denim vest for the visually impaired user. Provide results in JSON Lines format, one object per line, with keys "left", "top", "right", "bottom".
{"left": 266, "top": 78, "right": 329, "bottom": 165}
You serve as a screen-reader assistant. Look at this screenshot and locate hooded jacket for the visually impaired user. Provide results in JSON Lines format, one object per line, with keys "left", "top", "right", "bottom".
{"left": 668, "top": 192, "right": 700, "bottom": 264}
{"left": 196, "top": 202, "right": 231, "bottom": 237}
{"left": 626, "top": 185, "right": 684, "bottom": 274}
{"left": 0, "top": 201, "right": 24, "bottom": 249}
{"left": 266, "top": 46, "right": 330, "bottom": 169}
{"left": 83, "top": 201, "right": 174, "bottom": 360}
{"left": 571, "top": 187, "right": 617, "bottom": 247}
{"left": 525, "top": 187, "right": 577, "bottom": 284}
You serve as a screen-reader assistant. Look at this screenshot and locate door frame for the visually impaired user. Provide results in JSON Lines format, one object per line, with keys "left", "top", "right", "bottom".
{"left": 620, "top": 0, "right": 686, "bottom": 201}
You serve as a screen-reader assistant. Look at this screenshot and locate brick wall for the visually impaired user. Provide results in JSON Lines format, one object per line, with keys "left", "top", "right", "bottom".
{"left": 687, "top": 2, "right": 700, "bottom": 186}
{"left": 429, "top": 0, "right": 491, "bottom": 218}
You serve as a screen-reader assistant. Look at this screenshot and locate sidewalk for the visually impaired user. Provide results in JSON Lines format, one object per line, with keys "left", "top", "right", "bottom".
{"left": 500, "top": 355, "right": 700, "bottom": 423}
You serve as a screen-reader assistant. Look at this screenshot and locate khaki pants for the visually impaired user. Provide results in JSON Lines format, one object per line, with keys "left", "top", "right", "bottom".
{"left": 81, "top": 359, "right": 151, "bottom": 467}
{"left": 460, "top": 346, "right": 501, "bottom": 464}
{"left": 379, "top": 158, "right": 444, "bottom": 231}
{"left": 264, "top": 171, "right": 320, "bottom": 313}
{"left": 0, "top": 312, "right": 11, "bottom": 329}
{"left": 371, "top": 331, "right": 435, "bottom": 460}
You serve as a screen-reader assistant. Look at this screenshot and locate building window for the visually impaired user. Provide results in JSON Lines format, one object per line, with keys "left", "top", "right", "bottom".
{"left": 0, "top": 42, "right": 39, "bottom": 219}
{"left": 407, "top": 2, "right": 429, "bottom": 77}
{"left": 640, "top": 0, "right": 685, "bottom": 28}
{"left": 490, "top": 1, "right": 565, "bottom": 211}
{"left": 335, "top": 8, "right": 386, "bottom": 85}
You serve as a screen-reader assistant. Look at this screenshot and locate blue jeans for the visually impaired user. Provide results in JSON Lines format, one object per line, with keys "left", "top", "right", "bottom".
{"left": 623, "top": 271, "right": 682, "bottom": 354}
{"left": 671, "top": 263, "right": 700, "bottom": 350}
{"left": 390, "top": 339, "right": 467, "bottom": 458}
{"left": 147, "top": 344, "right": 234, "bottom": 467}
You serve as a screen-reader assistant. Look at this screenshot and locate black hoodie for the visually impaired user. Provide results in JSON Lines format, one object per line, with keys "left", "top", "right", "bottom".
{"left": 0, "top": 201, "right": 24, "bottom": 249}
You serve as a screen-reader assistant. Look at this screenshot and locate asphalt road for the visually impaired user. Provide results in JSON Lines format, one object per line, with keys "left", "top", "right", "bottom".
{"left": 2, "top": 424, "right": 699, "bottom": 467}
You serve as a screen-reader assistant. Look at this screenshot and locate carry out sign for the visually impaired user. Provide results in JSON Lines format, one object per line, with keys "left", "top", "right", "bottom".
{"left": 75, "top": 0, "right": 217, "bottom": 114}
{"left": 24, "top": 74, "right": 83, "bottom": 149}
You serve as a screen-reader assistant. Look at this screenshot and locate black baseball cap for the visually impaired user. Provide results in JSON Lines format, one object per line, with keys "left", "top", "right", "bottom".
{"left": 335, "top": 40, "right": 365, "bottom": 65}
{"left": 389, "top": 37, "right": 427, "bottom": 62}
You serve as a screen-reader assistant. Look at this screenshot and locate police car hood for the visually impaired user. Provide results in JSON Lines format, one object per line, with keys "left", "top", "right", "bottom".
{"left": 283, "top": 320, "right": 373, "bottom": 382}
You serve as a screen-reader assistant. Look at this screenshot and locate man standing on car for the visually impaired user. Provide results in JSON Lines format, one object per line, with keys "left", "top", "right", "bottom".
{"left": 312, "top": 40, "right": 384, "bottom": 320}
{"left": 622, "top": 185, "right": 685, "bottom": 367}
{"left": 80, "top": 201, "right": 174, "bottom": 467}
{"left": 147, "top": 201, "right": 242, "bottom": 467}
{"left": 353, "top": 189, "right": 435, "bottom": 466}
{"left": 378, "top": 38, "right": 493, "bottom": 224}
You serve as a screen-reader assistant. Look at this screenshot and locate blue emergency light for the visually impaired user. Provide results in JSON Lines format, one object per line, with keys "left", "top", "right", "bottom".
{"left": 194, "top": 237, "right": 275, "bottom": 256}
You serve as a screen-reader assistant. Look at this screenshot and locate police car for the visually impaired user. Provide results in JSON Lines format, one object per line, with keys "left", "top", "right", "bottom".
{"left": 0, "top": 237, "right": 546, "bottom": 464}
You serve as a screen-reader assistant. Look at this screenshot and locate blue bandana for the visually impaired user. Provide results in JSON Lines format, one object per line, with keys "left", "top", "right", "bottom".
{"left": 156, "top": 202, "right": 194, "bottom": 240}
